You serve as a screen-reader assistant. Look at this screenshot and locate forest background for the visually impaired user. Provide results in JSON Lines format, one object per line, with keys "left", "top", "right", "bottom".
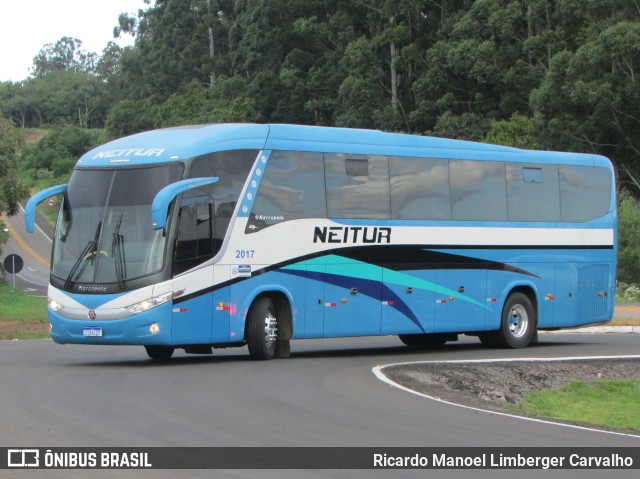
{"left": 2, "top": 0, "right": 640, "bottom": 289}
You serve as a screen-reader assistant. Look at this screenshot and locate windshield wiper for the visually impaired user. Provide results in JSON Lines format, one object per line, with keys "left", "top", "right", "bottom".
{"left": 64, "top": 221, "right": 101, "bottom": 290}
{"left": 112, "top": 213, "right": 127, "bottom": 290}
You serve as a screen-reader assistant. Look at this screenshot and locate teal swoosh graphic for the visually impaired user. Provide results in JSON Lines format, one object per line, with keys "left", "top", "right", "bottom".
{"left": 282, "top": 255, "right": 487, "bottom": 309}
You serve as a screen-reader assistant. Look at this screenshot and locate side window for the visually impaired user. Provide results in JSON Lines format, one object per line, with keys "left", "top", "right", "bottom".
{"left": 184, "top": 149, "right": 257, "bottom": 255}
{"left": 189, "top": 149, "right": 258, "bottom": 219}
{"left": 173, "top": 197, "right": 214, "bottom": 275}
{"left": 325, "top": 154, "right": 391, "bottom": 219}
{"left": 249, "top": 151, "right": 326, "bottom": 232}
{"left": 506, "top": 163, "right": 561, "bottom": 222}
{"left": 450, "top": 160, "right": 507, "bottom": 221}
{"left": 560, "top": 165, "right": 612, "bottom": 222}
{"left": 390, "top": 156, "right": 451, "bottom": 220}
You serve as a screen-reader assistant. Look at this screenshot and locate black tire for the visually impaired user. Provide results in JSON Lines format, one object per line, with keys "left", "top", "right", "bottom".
{"left": 145, "top": 345, "right": 175, "bottom": 360}
{"left": 246, "top": 297, "right": 278, "bottom": 360}
{"left": 398, "top": 333, "right": 452, "bottom": 348}
{"left": 274, "top": 339, "right": 291, "bottom": 358}
{"left": 494, "top": 292, "right": 537, "bottom": 349}
{"left": 478, "top": 332, "right": 499, "bottom": 348}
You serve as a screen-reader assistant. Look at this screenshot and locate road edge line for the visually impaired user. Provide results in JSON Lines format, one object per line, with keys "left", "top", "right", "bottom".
{"left": 372, "top": 355, "right": 640, "bottom": 440}
{"left": 1, "top": 213, "right": 49, "bottom": 268}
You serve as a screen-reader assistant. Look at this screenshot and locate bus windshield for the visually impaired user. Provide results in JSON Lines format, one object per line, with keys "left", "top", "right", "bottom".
{"left": 52, "top": 164, "right": 183, "bottom": 289}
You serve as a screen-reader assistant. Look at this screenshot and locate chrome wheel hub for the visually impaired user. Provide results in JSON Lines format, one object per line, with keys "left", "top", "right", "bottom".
{"left": 508, "top": 305, "right": 528, "bottom": 338}
{"left": 264, "top": 312, "right": 278, "bottom": 343}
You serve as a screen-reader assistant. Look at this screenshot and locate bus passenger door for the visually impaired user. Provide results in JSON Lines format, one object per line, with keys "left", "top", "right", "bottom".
{"left": 434, "top": 269, "right": 487, "bottom": 333}
{"left": 323, "top": 264, "right": 382, "bottom": 337}
{"left": 170, "top": 199, "right": 217, "bottom": 345}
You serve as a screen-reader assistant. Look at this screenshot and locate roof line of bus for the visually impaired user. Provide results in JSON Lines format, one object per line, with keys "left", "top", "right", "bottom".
{"left": 75, "top": 123, "right": 612, "bottom": 169}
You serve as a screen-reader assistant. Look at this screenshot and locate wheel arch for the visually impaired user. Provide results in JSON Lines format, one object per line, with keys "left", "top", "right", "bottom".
{"left": 507, "top": 284, "right": 538, "bottom": 327}
{"left": 243, "top": 289, "right": 294, "bottom": 341}
{"left": 491, "top": 282, "right": 539, "bottom": 330}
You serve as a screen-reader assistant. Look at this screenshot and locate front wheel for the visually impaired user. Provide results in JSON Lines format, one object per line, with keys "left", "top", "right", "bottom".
{"left": 145, "top": 345, "right": 175, "bottom": 360}
{"left": 246, "top": 297, "right": 278, "bottom": 360}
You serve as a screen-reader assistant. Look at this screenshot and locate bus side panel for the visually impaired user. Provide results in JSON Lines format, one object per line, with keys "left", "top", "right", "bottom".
{"left": 323, "top": 263, "right": 382, "bottom": 337}
{"left": 211, "top": 286, "right": 231, "bottom": 343}
{"left": 531, "top": 262, "right": 556, "bottom": 328}
{"left": 172, "top": 268, "right": 214, "bottom": 344}
{"left": 302, "top": 265, "right": 325, "bottom": 339}
{"left": 434, "top": 269, "right": 487, "bottom": 333}
{"left": 485, "top": 270, "right": 508, "bottom": 331}
{"left": 575, "top": 262, "right": 613, "bottom": 326}
{"left": 552, "top": 263, "right": 577, "bottom": 328}
{"left": 380, "top": 269, "right": 435, "bottom": 335}
{"left": 171, "top": 293, "right": 213, "bottom": 344}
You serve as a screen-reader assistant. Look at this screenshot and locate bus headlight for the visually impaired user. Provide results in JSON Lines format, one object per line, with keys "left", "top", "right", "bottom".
{"left": 125, "top": 292, "right": 173, "bottom": 315}
{"left": 48, "top": 298, "right": 64, "bottom": 312}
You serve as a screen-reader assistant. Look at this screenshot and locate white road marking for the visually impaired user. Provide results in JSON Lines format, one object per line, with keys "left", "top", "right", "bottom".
{"left": 373, "top": 355, "right": 640, "bottom": 440}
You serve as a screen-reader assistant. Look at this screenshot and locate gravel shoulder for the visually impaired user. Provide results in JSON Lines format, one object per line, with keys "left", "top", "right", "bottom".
{"left": 383, "top": 357, "right": 640, "bottom": 434}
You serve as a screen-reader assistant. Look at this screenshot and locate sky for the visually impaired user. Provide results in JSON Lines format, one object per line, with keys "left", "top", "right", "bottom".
{"left": 0, "top": 0, "right": 150, "bottom": 82}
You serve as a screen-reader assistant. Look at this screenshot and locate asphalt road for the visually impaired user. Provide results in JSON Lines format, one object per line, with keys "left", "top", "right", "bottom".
{"left": 1, "top": 334, "right": 638, "bottom": 479}
{"left": 2, "top": 205, "right": 639, "bottom": 477}
{"left": 1, "top": 204, "right": 51, "bottom": 296}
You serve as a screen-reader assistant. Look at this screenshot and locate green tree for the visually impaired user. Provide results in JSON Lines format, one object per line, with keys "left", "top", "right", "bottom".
{"left": 22, "top": 126, "right": 104, "bottom": 176}
{"left": 105, "top": 98, "right": 159, "bottom": 138}
{"left": 116, "top": 0, "right": 236, "bottom": 99}
{"left": 280, "top": 7, "right": 360, "bottom": 125}
{"left": 0, "top": 118, "right": 27, "bottom": 254}
{"left": 412, "top": 0, "right": 540, "bottom": 134}
{"left": 485, "top": 113, "right": 541, "bottom": 149}
{"left": 617, "top": 191, "right": 640, "bottom": 283}
{"left": 531, "top": 19, "right": 640, "bottom": 177}
{"left": 155, "top": 79, "right": 260, "bottom": 127}
{"left": 28, "top": 71, "right": 106, "bottom": 128}
{"left": 31, "top": 37, "right": 97, "bottom": 77}
{"left": 0, "top": 82, "right": 36, "bottom": 128}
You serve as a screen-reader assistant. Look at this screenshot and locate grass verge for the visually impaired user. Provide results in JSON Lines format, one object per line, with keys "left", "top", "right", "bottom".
{"left": 516, "top": 380, "right": 640, "bottom": 431}
{"left": 0, "top": 282, "right": 49, "bottom": 340}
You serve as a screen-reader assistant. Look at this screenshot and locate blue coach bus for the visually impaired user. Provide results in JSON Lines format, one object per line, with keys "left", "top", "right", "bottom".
{"left": 25, "top": 124, "right": 617, "bottom": 360}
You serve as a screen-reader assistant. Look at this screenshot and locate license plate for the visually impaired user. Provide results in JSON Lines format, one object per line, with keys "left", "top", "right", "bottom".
{"left": 83, "top": 327, "right": 103, "bottom": 337}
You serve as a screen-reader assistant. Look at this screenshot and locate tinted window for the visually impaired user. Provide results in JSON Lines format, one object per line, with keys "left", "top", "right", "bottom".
{"left": 171, "top": 149, "right": 258, "bottom": 274}
{"left": 325, "top": 154, "right": 391, "bottom": 219}
{"left": 507, "top": 163, "right": 561, "bottom": 222}
{"left": 249, "top": 151, "right": 326, "bottom": 231}
{"left": 450, "top": 160, "right": 507, "bottom": 221}
{"left": 53, "top": 165, "right": 183, "bottom": 285}
{"left": 390, "top": 156, "right": 451, "bottom": 220}
{"left": 560, "top": 165, "right": 612, "bottom": 222}
{"left": 173, "top": 199, "right": 215, "bottom": 275}
{"left": 189, "top": 149, "right": 257, "bottom": 217}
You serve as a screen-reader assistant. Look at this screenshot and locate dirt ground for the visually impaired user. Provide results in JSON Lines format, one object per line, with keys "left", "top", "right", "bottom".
{"left": 0, "top": 320, "right": 48, "bottom": 340}
{"left": 384, "top": 357, "right": 640, "bottom": 431}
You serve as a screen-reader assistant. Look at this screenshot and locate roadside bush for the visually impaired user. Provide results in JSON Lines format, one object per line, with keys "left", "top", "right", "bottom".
{"left": 52, "top": 156, "right": 77, "bottom": 177}
{"left": 617, "top": 190, "right": 640, "bottom": 284}
{"left": 22, "top": 126, "right": 104, "bottom": 175}
{"left": 616, "top": 282, "right": 640, "bottom": 303}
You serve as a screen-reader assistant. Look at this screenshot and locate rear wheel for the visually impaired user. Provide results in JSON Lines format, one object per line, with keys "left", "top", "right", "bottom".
{"left": 145, "top": 345, "right": 175, "bottom": 360}
{"left": 247, "top": 297, "right": 278, "bottom": 360}
{"left": 494, "top": 292, "right": 536, "bottom": 349}
{"left": 398, "top": 333, "right": 454, "bottom": 348}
